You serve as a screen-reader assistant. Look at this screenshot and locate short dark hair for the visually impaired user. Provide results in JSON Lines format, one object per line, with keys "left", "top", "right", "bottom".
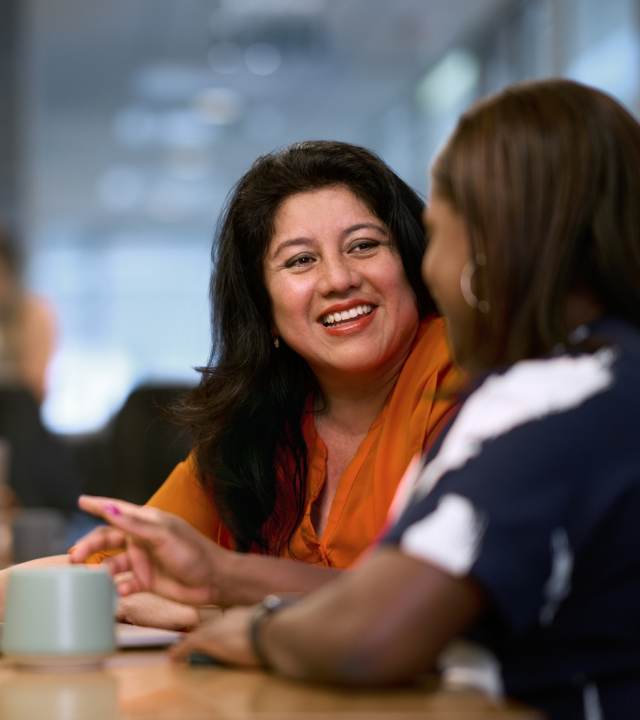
{"left": 432, "top": 79, "right": 640, "bottom": 371}
{"left": 177, "top": 140, "right": 434, "bottom": 553}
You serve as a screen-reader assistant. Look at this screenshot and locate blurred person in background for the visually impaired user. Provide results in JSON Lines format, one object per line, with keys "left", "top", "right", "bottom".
{"left": 74, "top": 80, "right": 640, "bottom": 720}
{"left": 0, "top": 224, "right": 55, "bottom": 404}
{"left": 0, "top": 224, "right": 87, "bottom": 514}
{"left": 0, "top": 141, "right": 459, "bottom": 626}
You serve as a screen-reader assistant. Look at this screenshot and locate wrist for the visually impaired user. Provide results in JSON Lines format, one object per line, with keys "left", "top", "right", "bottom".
{"left": 204, "top": 542, "right": 235, "bottom": 606}
{"left": 249, "top": 594, "right": 300, "bottom": 668}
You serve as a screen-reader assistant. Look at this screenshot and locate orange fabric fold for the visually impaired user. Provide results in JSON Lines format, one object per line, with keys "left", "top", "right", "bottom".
{"left": 82, "top": 314, "right": 458, "bottom": 567}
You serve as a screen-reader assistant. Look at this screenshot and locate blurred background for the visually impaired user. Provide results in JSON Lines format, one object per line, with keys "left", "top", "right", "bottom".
{"left": 1, "top": 0, "right": 638, "bottom": 436}
{"left": 0, "top": 0, "right": 636, "bottom": 539}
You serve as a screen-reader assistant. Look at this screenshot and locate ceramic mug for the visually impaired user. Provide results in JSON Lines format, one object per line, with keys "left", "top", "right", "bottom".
{"left": 3, "top": 566, "right": 117, "bottom": 669}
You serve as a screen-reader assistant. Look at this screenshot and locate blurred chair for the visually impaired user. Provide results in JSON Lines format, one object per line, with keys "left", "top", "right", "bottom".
{"left": 107, "top": 384, "right": 193, "bottom": 505}
{"left": 0, "top": 384, "right": 192, "bottom": 562}
{"left": 0, "top": 387, "right": 85, "bottom": 510}
{"left": 11, "top": 508, "right": 68, "bottom": 564}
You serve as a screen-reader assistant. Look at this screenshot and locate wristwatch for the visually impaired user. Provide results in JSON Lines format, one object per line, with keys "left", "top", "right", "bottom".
{"left": 249, "top": 594, "right": 300, "bottom": 668}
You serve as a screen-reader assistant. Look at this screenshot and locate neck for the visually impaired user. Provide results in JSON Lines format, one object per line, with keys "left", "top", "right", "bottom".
{"left": 311, "top": 335, "right": 416, "bottom": 436}
{"left": 564, "top": 290, "right": 604, "bottom": 333}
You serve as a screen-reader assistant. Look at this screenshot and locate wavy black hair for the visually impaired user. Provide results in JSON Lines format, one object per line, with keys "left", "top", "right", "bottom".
{"left": 175, "top": 140, "right": 435, "bottom": 553}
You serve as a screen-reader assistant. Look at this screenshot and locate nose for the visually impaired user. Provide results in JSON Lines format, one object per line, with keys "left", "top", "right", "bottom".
{"left": 317, "top": 255, "right": 361, "bottom": 295}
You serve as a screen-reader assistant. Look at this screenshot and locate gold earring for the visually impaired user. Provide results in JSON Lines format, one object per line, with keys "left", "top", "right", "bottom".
{"left": 460, "top": 254, "right": 490, "bottom": 313}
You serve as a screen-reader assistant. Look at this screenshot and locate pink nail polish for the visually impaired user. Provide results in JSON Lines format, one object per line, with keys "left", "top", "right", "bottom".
{"left": 104, "top": 503, "right": 121, "bottom": 516}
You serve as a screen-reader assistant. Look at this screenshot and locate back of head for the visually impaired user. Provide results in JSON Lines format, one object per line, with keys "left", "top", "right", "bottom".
{"left": 432, "top": 79, "right": 640, "bottom": 370}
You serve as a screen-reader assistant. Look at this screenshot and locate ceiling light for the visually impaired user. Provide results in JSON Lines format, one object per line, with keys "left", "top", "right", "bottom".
{"left": 245, "top": 43, "right": 281, "bottom": 75}
{"left": 415, "top": 49, "right": 480, "bottom": 117}
{"left": 192, "top": 88, "right": 244, "bottom": 125}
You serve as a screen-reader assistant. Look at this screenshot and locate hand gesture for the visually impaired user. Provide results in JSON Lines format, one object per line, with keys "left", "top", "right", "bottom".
{"left": 70, "top": 495, "right": 230, "bottom": 606}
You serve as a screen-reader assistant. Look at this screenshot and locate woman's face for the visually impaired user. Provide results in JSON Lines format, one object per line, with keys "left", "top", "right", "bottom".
{"left": 263, "top": 186, "right": 420, "bottom": 382}
{"left": 421, "top": 193, "right": 475, "bottom": 368}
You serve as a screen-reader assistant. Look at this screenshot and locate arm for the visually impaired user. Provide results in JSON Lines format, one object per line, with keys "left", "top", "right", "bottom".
{"left": 171, "top": 546, "right": 485, "bottom": 684}
{"left": 71, "top": 496, "right": 341, "bottom": 607}
{"left": 19, "top": 295, "right": 56, "bottom": 404}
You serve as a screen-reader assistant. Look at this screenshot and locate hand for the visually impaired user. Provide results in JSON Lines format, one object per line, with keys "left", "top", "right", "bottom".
{"left": 116, "top": 590, "right": 201, "bottom": 631}
{"left": 70, "top": 495, "right": 232, "bottom": 606}
{"left": 170, "top": 606, "right": 260, "bottom": 667}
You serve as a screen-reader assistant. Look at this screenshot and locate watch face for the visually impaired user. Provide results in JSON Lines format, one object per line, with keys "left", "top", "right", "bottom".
{"left": 264, "top": 595, "right": 283, "bottom": 611}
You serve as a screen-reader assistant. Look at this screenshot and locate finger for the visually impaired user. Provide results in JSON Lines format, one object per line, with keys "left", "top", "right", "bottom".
{"left": 125, "top": 541, "right": 155, "bottom": 591}
{"left": 69, "top": 526, "right": 127, "bottom": 563}
{"left": 78, "top": 496, "right": 178, "bottom": 547}
{"left": 169, "top": 633, "right": 206, "bottom": 662}
{"left": 100, "top": 552, "right": 139, "bottom": 583}
{"left": 110, "top": 573, "right": 145, "bottom": 597}
{"left": 113, "top": 557, "right": 211, "bottom": 604}
{"left": 150, "top": 574, "right": 213, "bottom": 606}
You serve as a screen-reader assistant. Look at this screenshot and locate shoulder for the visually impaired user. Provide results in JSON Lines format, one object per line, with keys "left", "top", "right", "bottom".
{"left": 413, "top": 313, "right": 449, "bottom": 354}
{"left": 22, "top": 294, "right": 56, "bottom": 334}
{"left": 418, "top": 348, "right": 623, "bottom": 496}
{"left": 146, "top": 451, "right": 229, "bottom": 543}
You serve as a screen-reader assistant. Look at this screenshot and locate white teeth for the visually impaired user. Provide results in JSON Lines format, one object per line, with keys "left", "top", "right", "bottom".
{"left": 321, "top": 304, "right": 374, "bottom": 327}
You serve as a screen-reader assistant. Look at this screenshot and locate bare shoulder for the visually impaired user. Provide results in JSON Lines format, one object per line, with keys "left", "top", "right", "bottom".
{"left": 22, "top": 293, "right": 56, "bottom": 329}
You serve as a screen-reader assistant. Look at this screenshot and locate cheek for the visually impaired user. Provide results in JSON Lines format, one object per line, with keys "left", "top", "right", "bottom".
{"left": 381, "top": 256, "right": 419, "bottom": 317}
{"left": 421, "top": 242, "right": 450, "bottom": 309}
{"left": 267, "top": 275, "right": 314, "bottom": 333}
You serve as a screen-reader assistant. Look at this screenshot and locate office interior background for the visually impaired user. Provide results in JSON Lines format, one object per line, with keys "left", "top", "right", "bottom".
{"left": 1, "top": 0, "right": 638, "bottom": 434}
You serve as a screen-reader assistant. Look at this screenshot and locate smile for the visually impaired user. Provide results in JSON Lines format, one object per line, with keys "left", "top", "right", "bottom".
{"left": 321, "top": 304, "right": 375, "bottom": 328}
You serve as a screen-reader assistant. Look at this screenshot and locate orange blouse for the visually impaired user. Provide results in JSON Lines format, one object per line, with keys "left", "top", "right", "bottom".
{"left": 86, "top": 315, "right": 457, "bottom": 568}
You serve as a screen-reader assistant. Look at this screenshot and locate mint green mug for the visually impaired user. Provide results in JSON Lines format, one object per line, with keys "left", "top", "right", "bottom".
{"left": 3, "top": 566, "right": 117, "bottom": 669}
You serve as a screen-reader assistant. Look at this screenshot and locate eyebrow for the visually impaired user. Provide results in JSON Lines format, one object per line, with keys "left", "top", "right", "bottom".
{"left": 271, "top": 223, "right": 388, "bottom": 260}
{"left": 271, "top": 238, "right": 312, "bottom": 260}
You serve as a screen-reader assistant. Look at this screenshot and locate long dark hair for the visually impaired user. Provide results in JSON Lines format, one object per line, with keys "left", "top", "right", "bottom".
{"left": 432, "top": 79, "right": 640, "bottom": 372}
{"left": 176, "top": 141, "right": 435, "bottom": 553}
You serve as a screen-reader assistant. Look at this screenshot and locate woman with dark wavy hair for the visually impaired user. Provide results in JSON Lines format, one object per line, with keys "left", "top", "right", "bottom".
{"left": 9, "top": 141, "right": 456, "bottom": 627}
{"left": 76, "top": 82, "right": 640, "bottom": 718}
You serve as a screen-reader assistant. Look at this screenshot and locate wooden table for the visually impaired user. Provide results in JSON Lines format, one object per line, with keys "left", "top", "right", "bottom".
{"left": 0, "top": 649, "right": 544, "bottom": 720}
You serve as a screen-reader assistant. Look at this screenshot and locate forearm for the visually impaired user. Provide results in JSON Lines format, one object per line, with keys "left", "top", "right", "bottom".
{"left": 258, "top": 548, "right": 484, "bottom": 685}
{"left": 259, "top": 566, "right": 393, "bottom": 683}
{"left": 217, "top": 552, "right": 343, "bottom": 607}
{"left": 117, "top": 592, "right": 201, "bottom": 630}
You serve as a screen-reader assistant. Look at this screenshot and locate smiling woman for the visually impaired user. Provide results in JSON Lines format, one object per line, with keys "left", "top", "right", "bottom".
{"left": 55, "top": 141, "right": 459, "bottom": 629}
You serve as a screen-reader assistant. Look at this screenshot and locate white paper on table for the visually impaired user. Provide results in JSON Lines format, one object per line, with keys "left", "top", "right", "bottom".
{"left": 115, "top": 622, "right": 182, "bottom": 648}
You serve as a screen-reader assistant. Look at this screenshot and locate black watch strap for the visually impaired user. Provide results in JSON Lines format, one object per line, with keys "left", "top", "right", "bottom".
{"left": 249, "top": 594, "right": 300, "bottom": 668}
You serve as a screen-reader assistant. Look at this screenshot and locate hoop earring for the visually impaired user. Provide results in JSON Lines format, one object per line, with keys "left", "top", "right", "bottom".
{"left": 273, "top": 337, "right": 280, "bottom": 349}
{"left": 460, "top": 254, "right": 490, "bottom": 313}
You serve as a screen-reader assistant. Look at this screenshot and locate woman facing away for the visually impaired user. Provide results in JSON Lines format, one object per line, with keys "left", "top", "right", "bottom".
{"left": 0, "top": 141, "right": 458, "bottom": 627}
{"left": 74, "top": 79, "right": 640, "bottom": 720}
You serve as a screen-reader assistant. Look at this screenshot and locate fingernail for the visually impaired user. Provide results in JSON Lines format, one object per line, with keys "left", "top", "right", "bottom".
{"left": 104, "top": 503, "right": 121, "bottom": 516}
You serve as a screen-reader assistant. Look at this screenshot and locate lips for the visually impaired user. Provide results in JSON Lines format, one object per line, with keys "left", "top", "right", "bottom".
{"left": 320, "top": 304, "right": 375, "bottom": 328}
{"left": 318, "top": 304, "right": 378, "bottom": 337}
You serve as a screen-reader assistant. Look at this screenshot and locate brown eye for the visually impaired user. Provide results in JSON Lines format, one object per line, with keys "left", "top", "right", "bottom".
{"left": 287, "top": 255, "right": 315, "bottom": 268}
